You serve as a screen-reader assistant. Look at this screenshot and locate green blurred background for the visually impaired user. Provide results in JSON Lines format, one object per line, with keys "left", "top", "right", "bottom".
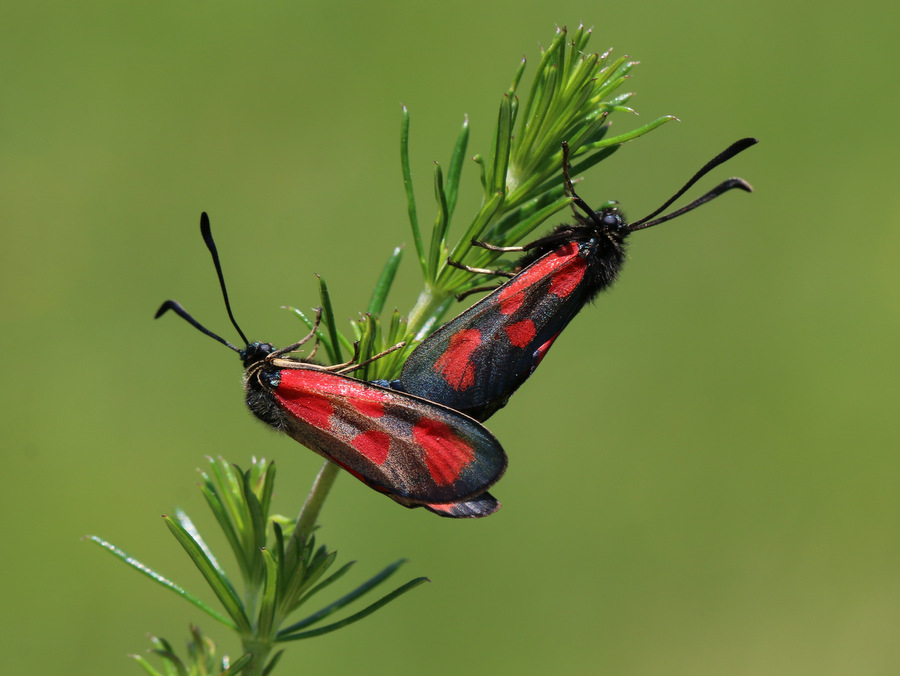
{"left": 3, "top": 1, "right": 898, "bottom": 674}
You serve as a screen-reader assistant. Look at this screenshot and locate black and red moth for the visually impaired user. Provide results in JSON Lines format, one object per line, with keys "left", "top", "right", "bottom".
{"left": 392, "top": 138, "right": 757, "bottom": 421}
{"left": 156, "top": 213, "right": 506, "bottom": 518}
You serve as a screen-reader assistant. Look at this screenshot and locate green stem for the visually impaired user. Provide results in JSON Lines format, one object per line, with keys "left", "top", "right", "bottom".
{"left": 240, "top": 638, "right": 273, "bottom": 676}
{"left": 294, "top": 461, "right": 340, "bottom": 546}
{"left": 405, "top": 286, "right": 454, "bottom": 341}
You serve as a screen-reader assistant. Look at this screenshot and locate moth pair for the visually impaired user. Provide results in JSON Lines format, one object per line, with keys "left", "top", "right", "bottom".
{"left": 157, "top": 138, "right": 756, "bottom": 518}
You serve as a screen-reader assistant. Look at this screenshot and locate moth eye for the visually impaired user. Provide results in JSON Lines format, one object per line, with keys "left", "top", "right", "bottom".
{"left": 602, "top": 211, "right": 621, "bottom": 228}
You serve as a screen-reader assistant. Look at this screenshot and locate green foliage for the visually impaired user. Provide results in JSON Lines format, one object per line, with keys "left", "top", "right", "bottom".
{"left": 299, "top": 25, "right": 673, "bottom": 380}
{"left": 130, "top": 625, "right": 253, "bottom": 676}
{"left": 91, "top": 457, "right": 427, "bottom": 675}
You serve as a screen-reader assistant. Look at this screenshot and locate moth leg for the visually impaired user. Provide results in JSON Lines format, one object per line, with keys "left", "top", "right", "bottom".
{"left": 561, "top": 140, "right": 601, "bottom": 224}
{"left": 470, "top": 239, "right": 526, "bottom": 253}
{"left": 334, "top": 341, "right": 406, "bottom": 375}
{"left": 455, "top": 284, "right": 503, "bottom": 302}
{"left": 322, "top": 341, "right": 362, "bottom": 372}
{"left": 271, "top": 307, "right": 323, "bottom": 358}
{"left": 446, "top": 257, "right": 516, "bottom": 278}
{"left": 306, "top": 340, "right": 320, "bottom": 360}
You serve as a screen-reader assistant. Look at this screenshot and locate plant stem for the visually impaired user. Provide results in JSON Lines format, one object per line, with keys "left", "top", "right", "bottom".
{"left": 240, "top": 638, "right": 273, "bottom": 676}
{"left": 406, "top": 286, "right": 448, "bottom": 339}
{"left": 294, "top": 461, "right": 341, "bottom": 545}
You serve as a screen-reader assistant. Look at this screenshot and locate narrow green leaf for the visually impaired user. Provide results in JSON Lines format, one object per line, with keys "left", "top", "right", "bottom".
{"left": 400, "top": 105, "right": 427, "bottom": 276}
{"left": 441, "top": 190, "right": 505, "bottom": 286}
{"left": 578, "top": 120, "right": 612, "bottom": 148}
{"left": 567, "top": 24, "right": 584, "bottom": 59}
{"left": 148, "top": 635, "right": 176, "bottom": 655}
{"left": 316, "top": 275, "right": 343, "bottom": 364}
{"left": 277, "top": 577, "right": 430, "bottom": 641}
{"left": 147, "top": 636, "right": 183, "bottom": 676}
{"left": 519, "top": 26, "right": 567, "bottom": 129}
{"left": 128, "top": 654, "right": 164, "bottom": 676}
{"left": 277, "top": 559, "right": 406, "bottom": 636}
{"left": 239, "top": 470, "right": 268, "bottom": 586}
{"left": 385, "top": 309, "right": 401, "bottom": 345}
{"left": 187, "top": 624, "right": 216, "bottom": 668}
{"left": 279, "top": 538, "right": 311, "bottom": 616}
{"left": 366, "top": 246, "right": 403, "bottom": 316}
{"left": 490, "top": 94, "right": 513, "bottom": 195}
{"left": 208, "top": 459, "right": 247, "bottom": 537}
{"left": 508, "top": 55, "right": 527, "bottom": 96}
{"left": 590, "top": 75, "right": 628, "bottom": 105}
{"left": 556, "top": 27, "right": 570, "bottom": 85}
{"left": 88, "top": 536, "right": 236, "bottom": 629}
{"left": 241, "top": 469, "right": 268, "bottom": 553}
{"left": 173, "top": 509, "right": 228, "bottom": 581}
{"left": 296, "top": 547, "right": 338, "bottom": 600}
{"left": 561, "top": 51, "right": 598, "bottom": 101}
{"left": 163, "top": 516, "right": 252, "bottom": 633}
{"left": 595, "top": 54, "right": 629, "bottom": 87}
{"left": 445, "top": 116, "right": 469, "bottom": 219}
{"left": 296, "top": 560, "right": 355, "bottom": 608}
{"left": 472, "top": 153, "right": 487, "bottom": 191}
{"left": 509, "top": 89, "right": 520, "bottom": 131}
{"left": 148, "top": 650, "right": 187, "bottom": 676}
{"left": 356, "top": 315, "right": 376, "bottom": 380}
{"left": 517, "top": 66, "right": 557, "bottom": 170}
{"left": 585, "top": 115, "right": 678, "bottom": 150}
{"left": 283, "top": 306, "right": 334, "bottom": 360}
{"left": 257, "top": 462, "right": 276, "bottom": 528}
{"left": 279, "top": 553, "right": 314, "bottom": 618}
{"left": 256, "top": 549, "right": 280, "bottom": 640}
{"left": 428, "top": 162, "right": 450, "bottom": 279}
{"left": 199, "top": 482, "right": 249, "bottom": 583}
{"left": 201, "top": 460, "right": 256, "bottom": 583}
{"left": 607, "top": 91, "right": 635, "bottom": 107}
{"left": 272, "top": 522, "right": 288, "bottom": 601}
{"left": 350, "top": 314, "right": 364, "bottom": 342}
{"left": 262, "top": 651, "right": 285, "bottom": 676}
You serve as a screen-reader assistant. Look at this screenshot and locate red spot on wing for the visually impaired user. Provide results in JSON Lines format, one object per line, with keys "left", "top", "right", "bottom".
{"left": 550, "top": 241, "right": 580, "bottom": 262}
{"left": 351, "top": 430, "right": 391, "bottom": 465}
{"left": 286, "top": 371, "right": 389, "bottom": 402}
{"left": 412, "top": 418, "right": 475, "bottom": 486}
{"left": 505, "top": 319, "right": 536, "bottom": 348}
{"left": 434, "top": 328, "right": 482, "bottom": 391}
{"left": 330, "top": 378, "right": 390, "bottom": 404}
{"left": 548, "top": 256, "right": 587, "bottom": 298}
{"left": 351, "top": 398, "right": 385, "bottom": 419}
{"left": 533, "top": 332, "right": 559, "bottom": 366}
{"left": 274, "top": 369, "right": 389, "bottom": 429}
{"left": 274, "top": 388, "right": 334, "bottom": 429}
{"left": 497, "top": 265, "right": 543, "bottom": 303}
{"left": 496, "top": 242, "right": 583, "bottom": 311}
{"left": 498, "top": 292, "right": 524, "bottom": 316}
{"left": 424, "top": 502, "right": 455, "bottom": 514}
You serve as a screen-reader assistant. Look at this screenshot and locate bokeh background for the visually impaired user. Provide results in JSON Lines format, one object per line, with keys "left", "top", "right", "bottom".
{"left": 3, "top": 1, "right": 898, "bottom": 674}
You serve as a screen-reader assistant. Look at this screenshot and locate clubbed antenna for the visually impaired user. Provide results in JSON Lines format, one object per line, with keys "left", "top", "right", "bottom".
{"left": 629, "top": 137, "right": 757, "bottom": 232}
{"left": 154, "top": 212, "right": 248, "bottom": 353}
